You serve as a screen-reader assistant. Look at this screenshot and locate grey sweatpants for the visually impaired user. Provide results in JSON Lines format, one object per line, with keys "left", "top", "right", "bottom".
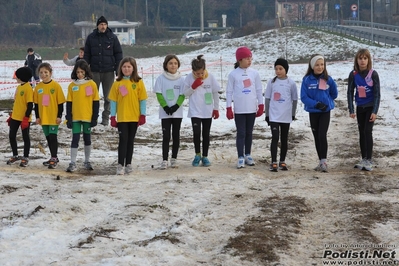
{"left": 92, "top": 71, "right": 115, "bottom": 123}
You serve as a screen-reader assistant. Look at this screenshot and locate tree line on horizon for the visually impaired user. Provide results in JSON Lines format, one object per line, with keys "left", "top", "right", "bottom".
{"left": 0, "top": 0, "right": 391, "bottom": 47}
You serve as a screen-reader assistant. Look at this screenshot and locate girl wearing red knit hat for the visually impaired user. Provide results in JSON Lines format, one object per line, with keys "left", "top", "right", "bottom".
{"left": 226, "top": 46, "right": 264, "bottom": 169}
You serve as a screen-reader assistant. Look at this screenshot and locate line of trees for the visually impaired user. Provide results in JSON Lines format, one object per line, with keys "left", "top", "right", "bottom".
{"left": 0, "top": 0, "right": 395, "bottom": 47}
{"left": 0, "top": 0, "right": 275, "bottom": 46}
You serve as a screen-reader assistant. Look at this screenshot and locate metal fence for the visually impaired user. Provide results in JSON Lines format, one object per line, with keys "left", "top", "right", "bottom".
{"left": 300, "top": 20, "right": 399, "bottom": 47}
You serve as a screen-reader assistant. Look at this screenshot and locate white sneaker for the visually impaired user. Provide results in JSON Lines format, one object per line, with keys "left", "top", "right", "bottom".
{"left": 244, "top": 154, "right": 255, "bottom": 166}
{"left": 320, "top": 162, "right": 328, "bottom": 172}
{"left": 237, "top": 157, "right": 245, "bottom": 169}
{"left": 170, "top": 158, "right": 178, "bottom": 168}
{"left": 363, "top": 159, "right": 373, "bottom": 171}
{"left": 125, "top": 164, "right": 133, "bottom": 174}
{"left": 160, "top": 160, "right": 168, "bottom": 170}
{"left": 354, "top": 158, "right": 366, "bottom": 169}
{"left": 314, "top": 164, "right": 322, "bottom": 171}
{"left": 116, "top": 164, "right": 124, "bottom": 175}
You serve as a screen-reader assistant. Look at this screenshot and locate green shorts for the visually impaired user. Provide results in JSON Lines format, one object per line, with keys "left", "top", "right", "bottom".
{"left": 42, "top": 125, "right": 59, "bottom": 136}
{"left": 72, "top": 121, "right": 92, "bottom": 134}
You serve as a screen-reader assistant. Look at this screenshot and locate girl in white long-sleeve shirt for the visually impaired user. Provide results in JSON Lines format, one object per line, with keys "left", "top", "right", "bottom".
{"left": 226, "top": 46, "right": 264, "bottom": 169}
{"left": 264, "top": 58, "right": 298, "bottom": 172}
{"left": 184, "top": 55, "right": 221, "bottom": 167}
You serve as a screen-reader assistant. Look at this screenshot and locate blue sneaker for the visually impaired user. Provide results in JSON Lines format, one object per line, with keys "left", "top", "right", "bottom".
{"left": 201, "top": 157, "right": 211, "bottom": 167}
{"left": 192, "top": 155, "right": 201, "bottom": 167}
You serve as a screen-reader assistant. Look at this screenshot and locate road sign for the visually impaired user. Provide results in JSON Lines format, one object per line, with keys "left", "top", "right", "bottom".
{"left": 351, "top": 4, "right": 358, "bottom": 11}
{"left": 335, "top": 4, "right": 340, "bottom": 10}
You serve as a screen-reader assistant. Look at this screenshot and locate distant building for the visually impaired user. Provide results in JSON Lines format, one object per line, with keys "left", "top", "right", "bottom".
{"left": 74, "top": 19, "right": 141, "bottom": 45}
{"left": 275, "top": 0, "right": 328, "bottom": 27}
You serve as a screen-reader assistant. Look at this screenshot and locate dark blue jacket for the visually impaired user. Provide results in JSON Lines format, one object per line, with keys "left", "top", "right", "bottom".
{"left": 84, "top": 28, "right": 123, "bottom": 73}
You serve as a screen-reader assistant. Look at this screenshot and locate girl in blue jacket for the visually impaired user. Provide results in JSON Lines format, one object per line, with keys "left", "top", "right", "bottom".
{"left": 300, "top": 54, "right": 338, "bottom": 172}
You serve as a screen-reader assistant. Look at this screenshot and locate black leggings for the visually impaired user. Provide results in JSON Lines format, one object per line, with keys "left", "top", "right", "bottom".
{"left": 269, "top": 122, "right": 290, "bottom": 162}
{"left": 309, "top": 111, "right": 330, "bottom": 160}
{"left": 234, "top": 113, "right": 256, "bottom": 157}
{"left": 9, "top": 119, "right": 30, "bottom": 157}
{"left": 71, "top": 133, "right": 91, "bottom": 148}
{"left": 356, "top": 106, "right": 374, "bottom": 160}
{"left": 161, "top": 118, "right": 182, "bottom": 160}
{"left": 117, "top": 122, "right": 138, "bottom": 166}
{"left": 191, "top": 117, "right": 212, "bottom": 157}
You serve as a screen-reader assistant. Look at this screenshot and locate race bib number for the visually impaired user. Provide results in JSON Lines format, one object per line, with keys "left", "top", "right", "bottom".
{"left": 119, "top": 85, "right": 128, "bottom": 96}
{"left": 358, "top": 86, "right": 367, "bottom": 98}
{"left": 42, "top": 94, "right": 50, "bottom": 106}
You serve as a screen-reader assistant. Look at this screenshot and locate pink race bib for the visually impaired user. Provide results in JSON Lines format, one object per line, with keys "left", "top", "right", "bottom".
{"left": 243, "top": 79, "right": 251, "bottom": 88}
{"left": 273, "top": 92, "right": 281, "bottom": 101}
{"left": 358, "top": 86, "right": 367, "bottom": 98}
{"left": 319, "top": 79, "right": 327, "bottom": 90}
{"left": 119, "top": 85, "right": 128, "bottom": 96}
{"left": 85, "top": 86, "right": 93, "bottom": 96}
{"left": 42, "top": 94, "right": 50, "bottom": 106}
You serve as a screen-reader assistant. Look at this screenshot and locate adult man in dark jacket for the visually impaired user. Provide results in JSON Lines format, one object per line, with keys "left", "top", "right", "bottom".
{"left": 84, "top": 16, "right": 123, "bottom": 126}
{"left": 24, "top": 48, "right": 42, "bottom": 84}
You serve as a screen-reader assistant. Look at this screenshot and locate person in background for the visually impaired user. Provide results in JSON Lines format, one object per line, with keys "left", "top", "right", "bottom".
{"left": 153, "top": 54, "right": 185, "bottom": 170}
{"left": 6, "top": 67, "right": 34, "bottom": 167}
{"left": 226, "top": 46, "right": 264, "bottom": 169}
{"left": 300, "top": 54, "right": 338, "bottom": 173}
{"left": 65, "top": 60, "right": 100, "bottom": 173}
{"left": 63, "top": 47, "right": 85, "bottom": 66}
{"left": 108, "top": 57, "right": 147, "bottom": 175}
{"left": 24, "top": 48, "right": 42, "bottom": 85}
{"left": 184, "top": 55, "right": 220, "bottom": 167}
{"left": 33, "top": 62, "right": 66, "bottom": 169}
{"left": 84, "top": 15, "right": 123, "bottom": 126}
{"left": 347, "top": 48, "right": 380, "bottom": 171}
{"left": 264, "top": 58, "right": 298, "bottom": 172}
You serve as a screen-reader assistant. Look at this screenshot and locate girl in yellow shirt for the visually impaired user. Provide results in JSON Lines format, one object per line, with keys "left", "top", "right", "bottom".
{"left": 108, "top": 57, "right": 148, "bottom": 175}
{"left": 6, "top": 67, "right": 34, "bottom": 167}
{"left": 33, "top": 63, "right": 66, "bottom": 169}
{"left": 65, "top": 60, "right": 100, "bottom": 172}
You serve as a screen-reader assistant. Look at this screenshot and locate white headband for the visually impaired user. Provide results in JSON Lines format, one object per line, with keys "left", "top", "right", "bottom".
{"left": 310, "top": 55, "right": 324, "bottom": 69}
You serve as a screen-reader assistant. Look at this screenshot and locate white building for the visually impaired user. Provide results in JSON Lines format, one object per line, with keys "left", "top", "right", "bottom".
{"left": 74, "top": 19, "right": 141, "bottom": 45}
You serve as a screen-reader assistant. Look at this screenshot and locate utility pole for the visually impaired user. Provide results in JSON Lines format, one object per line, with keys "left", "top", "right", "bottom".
{"left": 371, "top": 0, "right": 374, "bottom": 43}
{"left": 200, "top": 0, "right": 204, "bottom": 39}
{"left": 124, "top": 0, "right": 126, "bottom": 19}
{"left": 146, "top": 0, "right": 148, "bottom": 26}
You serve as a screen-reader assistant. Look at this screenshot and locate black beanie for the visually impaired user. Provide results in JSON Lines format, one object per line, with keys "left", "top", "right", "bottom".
{"left": 97, "top": 16, "right": 108, "bottom": 26}
{"left": 274, "top": 58, "right": 289, "bottom": 74}
{"left": 16, "top": 67, "right": 33, "bottom": 83}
